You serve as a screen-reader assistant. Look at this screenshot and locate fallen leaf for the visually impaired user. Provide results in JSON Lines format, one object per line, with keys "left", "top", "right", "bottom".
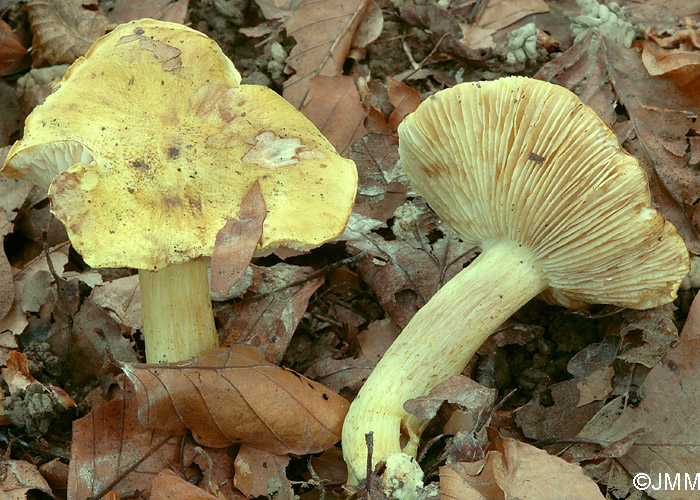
{"left": 440, "top": 430, "right": 605, "bottom": 499}
{"left": 67, "top": 380, "right": 182, "bottom": 500}
{"left": 341, "top": 202, "right": 476, "bottom": 328}
{"left": 299, "top": 75, "right": 368, "bottom": 155}
{"left": 2, "top": 351, "right": 36, "bottom": 394}
{"left": 283, "top": 0, "right": 369, "bottom": 107}
{"left": 568, "top": 342, "right": 617, "bottom": 407}
{"left": 350, "top": 133, "right": 408, "bottom": 222}
{"left": 104, "top": 0, "right": 189, "bottom": 24}
{"left": 351, "top": 0, "right": 383, "bottom": 49}
{"left": 516, "top": 378, "right": 604, "bottom": 441}
{"left": 151, "top": 469, "right": 218, "bottom": 500}
{"left": 211, "top": 181, "right": 267, "bottom": 297}
{"left": 90, "top": 274, "right": 141, "bottom": 332}
{"left": 254, "top": 0, "right": 301, "bottom": 21}
{"left": 121, "top": 345, "right": 349, "bottom": 454}
{"left": 0, "top": 19, "right": 27, "bottom": 74}
{"left": 308, "top": 447, "right": 347, "bottom": 486}
{"left": 27, "top": 0, "right": 114, "bottom": 67}
{"left": 404, "top": 375, "right": 496, "bottom": 423}
{"left": 38, "top": 459, "right": 69, "bottom": 494}
{"left": 306, "top": 318, "right": 400, "bottom": 393}
{"left": 233, "top": 446, "right": 293, "bottom": 499}
{"left": 217, "top": 263, "right": 324, "bottom": 364}
{"left": 474, "top": 0, "right": 549, "bottom": 32}
{"left": 387, "top": 76, "right": 421, "bottom": 132}
{"left": 0, "top": 459, "right": 53, "bottom": 499}
{"left": 0, "top": 214, "right": 12, "bottom": 321}
{"left": 618, "top": 304, "right": 679, "bottom": 368}
{"left": 639, "top": 19, "right": 700, "bottom": 89}
{"left": 592, "top": 337, "right": 700, "bottom": 500}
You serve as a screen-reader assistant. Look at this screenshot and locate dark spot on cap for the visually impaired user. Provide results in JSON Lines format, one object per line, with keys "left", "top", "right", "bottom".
{"left": 168, "top": 147, "right": 180, "bottom": 159}
{"left": 135, "top": 27, "right": 145, "bottom": 35}
{"left": 127, "top": 187, "right": 135, "bottom": 194}
{"left": 132, "top": 158, "right": 149, "bottom": 169}
{"left": 163, "top": 196, "right": 183, "bottom": 208}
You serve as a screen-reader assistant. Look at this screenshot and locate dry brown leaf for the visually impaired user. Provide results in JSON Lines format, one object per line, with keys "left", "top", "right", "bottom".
{"left": 122, "top": 345, "right": 349, "bottom": 454}
{"left": 104, "top": 0, "right": 189, "bottom": 24}
{"left": 151, "top": 469, "right": 218, "bottom": 500}
{"left": 516, "top": 378, "right": 604, "bottom": 442}
{"left": 0, "top": 459, "right": 53, "bottom": 499}
{"left": 0, "top": 80, "right": 20, "bottom": 146}
{"left": 90, "top": 274, "right": 141, "bottom": 332}
{"left": 639, "top": 20, "right": 700, "bottom": 89}
{"left": 474, "top": 0, "right": 549, "bottom": 32}
{"left": 254, "top": 0, "right": 301, "bottom": 21}
{"left": 217, "top": 263, "right": 324, "bottom": 364}
{"left": 0, "top": 215, "right": 12, "bottom": 322}
{"left": 28, "top": 0, "right": 114, "bottom": 67}
{"left": 351, "top": 0, "right": 383, "bottom": 49}
{"left": 308, "top": 447, "right": 347, "bottom": 486}
{"left": 299, "top": 74, "right": 368, "bottom": 155}
{"left": 440, "top": 430, "right": 604, "bottom": 500}
{"left": 0, "top": 19, "right": 27, "bottom": 74}
{"left": 283, "top": 0, "right": 369, "bottom": 108}
{"left": 211, "top": 181, "right": 266, "bottom": 297}
{"left": 2, "top": 351, "right": 35, "bottom": 394}
{"left": 387, "top": 76, "right": 422, "bottom": 132}
{"left": 350, "top": 133, "right": 408, "bottom": 222}
{"left": 592, "top": 337, "right": 700, "bottom": 500}
{"left": 306, "top": 318, "right": 400, "bottom": 393}
{"left": 618, "top": 304, "right": 679, "bottom": 368}
{"left": 341, "top": 201, "right": 476, "bottom": 328}
{"left": 67, "top": 380, "right": 182, "bottom": 500}
{"left": 568, "top": 343, "right": 617, "bottom": 407}
{"left": 404, "top": 375, "right": 496, "bottom": 423}
{"left": 38, "top": 459, "right": 69, "bottom": 494}
{"left": 535, "top": 32, "right": 700, "bottom": 253}
{"left": 233, "top": 446, "right": 293, "bottom": 499}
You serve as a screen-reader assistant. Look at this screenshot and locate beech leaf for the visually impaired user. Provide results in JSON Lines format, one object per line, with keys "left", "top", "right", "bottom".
{"left": 210, "top": 180, "right": 267, "bottom": 297}
{"left": 121, "top": 345, "right": 349, "bottom": 455}
{"left": 67, "top": 381, "right": 182, "bottom": 500}
{"left": 283, "top": 0, "right": 369, "bottom": 107}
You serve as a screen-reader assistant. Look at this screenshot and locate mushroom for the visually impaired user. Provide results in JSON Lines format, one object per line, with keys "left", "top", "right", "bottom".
{"left": 2, "top": 19, "right": 357, "bottom": 363}
{"left": 341, "top": 76, "right": 689, "bottom": 494}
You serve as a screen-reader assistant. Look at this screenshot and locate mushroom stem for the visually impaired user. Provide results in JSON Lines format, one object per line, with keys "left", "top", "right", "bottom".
{"left": 139, "top": 258, "right": 218, "bottom": 363}
{"left": 342, "top": 238, "right": 548, "bottom": 487}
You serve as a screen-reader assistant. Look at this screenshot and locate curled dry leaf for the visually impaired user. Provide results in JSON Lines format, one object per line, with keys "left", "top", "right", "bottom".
{"left": 387, "top": 76, "right": 422, "bottom": 132}
{"left": 28, "top": 0, "right": 114, "bottom": 67}
{"left": 300, "top": 75, "right": 368, "bottom": 156}
{"left": 473, "top": 0, "right": 549, "bottom": 32}
{"left": 67, "top": 380, "right": 182, "bottom": 500}
{"left": 440, "top": 429, "right": 605, "bottom": 500}
{"left": 210, "top": 180, "right": 267, "bottom": 297}
{"left": 0, "top": 19, "right": 28, "bottom": 74}
{"left": 121, "top": 345, "right": 349, "bottom": 455}
{"left": 283, "top": 0, "right": 369, "bottom": 107}
{"left": 151, "top": 469, "right": 218, "bottom": 500}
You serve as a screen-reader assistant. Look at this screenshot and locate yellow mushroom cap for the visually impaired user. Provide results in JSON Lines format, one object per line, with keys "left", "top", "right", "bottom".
{"left": 398, "top": 76, "right": 689, "bottom": 310}
{"left": 3, "top": 19, "right": 357, "bottom": 271}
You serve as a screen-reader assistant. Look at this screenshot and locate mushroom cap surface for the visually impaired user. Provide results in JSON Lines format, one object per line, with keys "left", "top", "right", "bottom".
{"left": 3, "top": 19, "right": 357, "bottom": 270}
{"left": 398, "top": 77, "right": 688, "bottom": 309}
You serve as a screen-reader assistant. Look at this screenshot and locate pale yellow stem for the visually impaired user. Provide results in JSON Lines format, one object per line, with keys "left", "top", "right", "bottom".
{"left": 342, "top": 238, "right": 548, "bottom": 488}
{"left": 139, "top": 259, "right": 218, "bottom": 363}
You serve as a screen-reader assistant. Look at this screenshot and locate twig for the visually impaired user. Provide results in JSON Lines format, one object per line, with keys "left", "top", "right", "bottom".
{"left": 399, "top": 33, "right": 448, "bottom": 82}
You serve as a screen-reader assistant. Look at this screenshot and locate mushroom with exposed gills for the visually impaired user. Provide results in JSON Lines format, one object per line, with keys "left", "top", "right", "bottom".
{"left": 2, "top": 19, "right": 357, "bottom": 363}
{"left": 341, "top": 76, "right": 689, "bottom": 497}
